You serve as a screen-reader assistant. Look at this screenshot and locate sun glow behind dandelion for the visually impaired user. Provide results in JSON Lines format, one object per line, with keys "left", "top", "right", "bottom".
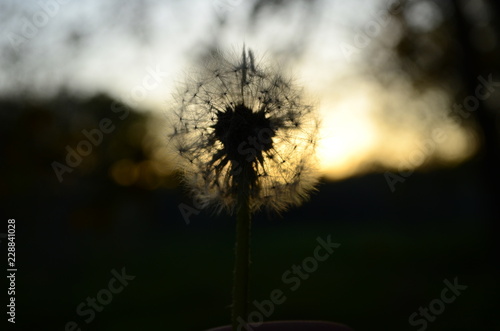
{"left": 0, "top": 0, "right": 478, "bottom": 184}
{"left": 316, "top": 95, "right": 378, "bottom": 179}
{"left": 168, "top": 47, "right": 318, "bottom": 213}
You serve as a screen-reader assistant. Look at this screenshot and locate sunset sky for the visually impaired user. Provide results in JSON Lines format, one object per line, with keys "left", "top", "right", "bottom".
{"left": 0, "top": 0, "right": 475, "bottom": 179}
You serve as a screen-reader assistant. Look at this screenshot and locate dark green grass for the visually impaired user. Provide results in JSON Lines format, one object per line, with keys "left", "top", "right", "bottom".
{"left": 18, "top": 217, "right": 494, "bottom": 331}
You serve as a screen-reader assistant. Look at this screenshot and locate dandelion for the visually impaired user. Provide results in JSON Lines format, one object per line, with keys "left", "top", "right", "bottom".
{"left": 169, "top": 47, "right": 318, "bottom": 213}
{"left": 168, "top": 46, "right": 319, "bottom": 329}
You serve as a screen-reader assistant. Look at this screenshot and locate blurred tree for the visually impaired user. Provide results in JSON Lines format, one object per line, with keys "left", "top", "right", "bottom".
{"left": 365, "top": 0, "right": 500, "bottom": 324}
{"left": 362, "top": 0, "right": 500, "bottom": 220}
{"left": 0, "top": 93, "right": 177, "bottom": 230}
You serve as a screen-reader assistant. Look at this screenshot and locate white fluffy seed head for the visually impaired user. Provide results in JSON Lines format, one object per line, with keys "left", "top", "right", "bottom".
{"left": 168, "top": 46, "right": 319, "bottom": 215}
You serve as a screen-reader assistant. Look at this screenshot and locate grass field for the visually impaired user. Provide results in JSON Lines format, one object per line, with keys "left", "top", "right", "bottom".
{"left": 17, "top": 213, "right": 495, "bottom": 331}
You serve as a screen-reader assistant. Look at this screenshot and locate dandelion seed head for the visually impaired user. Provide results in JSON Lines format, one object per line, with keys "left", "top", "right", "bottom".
{"left": 169, "top": 46, "right": 319, "bottom": 214}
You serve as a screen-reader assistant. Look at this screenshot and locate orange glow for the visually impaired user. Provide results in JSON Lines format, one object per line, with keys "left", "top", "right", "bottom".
{"left": 110, "top": 159, "right": 138, "bottom": 186}
{"left": 317, "top": 95, "right": 377, "bottom": 180}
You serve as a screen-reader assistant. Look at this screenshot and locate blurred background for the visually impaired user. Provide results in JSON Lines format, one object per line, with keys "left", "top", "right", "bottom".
{"left": 1, "top": 0, "right": 499, "bottom": 330}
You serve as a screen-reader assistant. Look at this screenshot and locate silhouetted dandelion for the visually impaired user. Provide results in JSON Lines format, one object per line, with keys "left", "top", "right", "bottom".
{"left": 168, "top": 46, "right": 319, "bottom": 329}
{"left": 169, "top": 47, "right": 318, "bottom": 213}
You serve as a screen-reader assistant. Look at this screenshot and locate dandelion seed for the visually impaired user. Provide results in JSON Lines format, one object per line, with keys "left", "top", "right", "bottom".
{"left": 169, "top": 47, "right": 319, "bottom": 214}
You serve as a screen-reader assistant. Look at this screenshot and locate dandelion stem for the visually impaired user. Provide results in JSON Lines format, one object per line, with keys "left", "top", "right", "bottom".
{"left": 231, "top": 173, "right": 252, "bottom": 330}
{"left": 241, "top": 45, "right": 247, "bottom": 105}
